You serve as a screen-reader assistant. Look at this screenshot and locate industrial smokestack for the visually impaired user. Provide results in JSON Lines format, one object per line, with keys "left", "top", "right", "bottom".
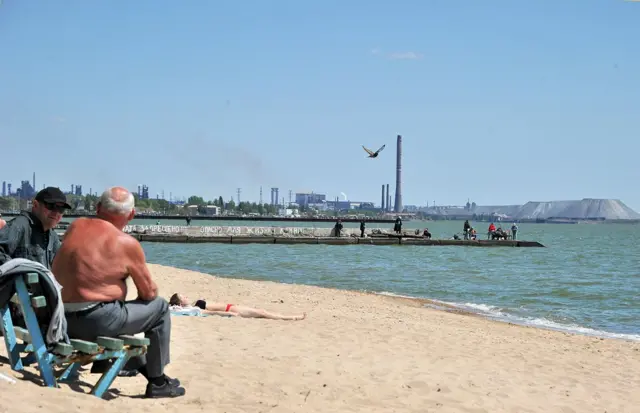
{"left": 386, "top": 184, "right": 390, "bottom": 211}
{"left": 381, "top": 184, "right": 385, "bottom": 210}
{"left": 394, "top": 135, "right": 403, "bottom": 213}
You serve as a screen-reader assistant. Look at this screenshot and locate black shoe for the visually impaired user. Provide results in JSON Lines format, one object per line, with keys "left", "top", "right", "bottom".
{"left": 144, "top": 378, "right": 186, "bottom": 398}
{"left": 165, "top": 375, "right": 181, "bottom": 387}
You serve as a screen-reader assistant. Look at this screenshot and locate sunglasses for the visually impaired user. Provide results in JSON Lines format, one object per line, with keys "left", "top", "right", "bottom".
{"left": 43, "top": 202, "right": 67, "bottom": 213}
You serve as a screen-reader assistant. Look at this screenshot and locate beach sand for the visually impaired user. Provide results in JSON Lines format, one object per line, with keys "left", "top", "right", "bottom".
{"left": 1, "top": 263, "right": 638, "bottom": 412}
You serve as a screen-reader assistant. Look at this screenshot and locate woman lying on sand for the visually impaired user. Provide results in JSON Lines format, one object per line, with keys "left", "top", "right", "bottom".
{"left": 169, "top": 293, "right": 306, "bottom": 321}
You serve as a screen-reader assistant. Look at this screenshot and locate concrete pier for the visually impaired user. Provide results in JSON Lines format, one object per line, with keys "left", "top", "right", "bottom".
{"left": 126, "top": 234, "right": 544, "bottom": 247}
{"left": 56, "top": 225, "right": 545, "bottom": 247}
{"left": 122, "top": 224, "right": 380, "bottom": 238}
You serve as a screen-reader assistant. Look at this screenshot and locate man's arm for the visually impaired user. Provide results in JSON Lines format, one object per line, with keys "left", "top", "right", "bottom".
{"left": 124, "top": 237, "right": 158, "bottom": 300}
{"left": 0, "top": 218, "right": 26, "bottom": 266}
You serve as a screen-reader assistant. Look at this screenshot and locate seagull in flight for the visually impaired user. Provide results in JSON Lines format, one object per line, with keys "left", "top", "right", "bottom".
{"left": 362, "top": 144, "right": 386, "bottom": 158}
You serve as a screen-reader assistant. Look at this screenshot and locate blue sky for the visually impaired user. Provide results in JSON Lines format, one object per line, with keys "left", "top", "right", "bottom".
{"left": 1, "top": 0, "right": 639, "bottom": 209}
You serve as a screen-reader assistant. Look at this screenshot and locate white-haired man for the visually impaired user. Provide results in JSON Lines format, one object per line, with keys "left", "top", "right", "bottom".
{"left": 52, "top": 186, "right": 185, "bottom": 399}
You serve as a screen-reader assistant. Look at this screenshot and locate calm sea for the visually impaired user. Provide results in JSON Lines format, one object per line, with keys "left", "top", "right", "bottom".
{"left": 13, "top": 216, "right": 640, "bottom": 341}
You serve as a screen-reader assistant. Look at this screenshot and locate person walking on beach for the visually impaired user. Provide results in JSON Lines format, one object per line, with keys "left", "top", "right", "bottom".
{"left": 52, "top": 186, "right": 186, "bottom": 399}
{"left": 169, "top": 293, "right": 306, "bottom": 321}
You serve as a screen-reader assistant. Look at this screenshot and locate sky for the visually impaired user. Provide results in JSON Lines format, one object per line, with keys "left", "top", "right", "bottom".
{"left": 1, "top": 0, "right": 639, "bottom": 209}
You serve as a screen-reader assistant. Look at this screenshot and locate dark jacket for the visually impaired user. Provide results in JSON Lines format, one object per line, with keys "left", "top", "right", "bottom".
{"left": 0, "top": 211, "right": 62, "bottom": 270}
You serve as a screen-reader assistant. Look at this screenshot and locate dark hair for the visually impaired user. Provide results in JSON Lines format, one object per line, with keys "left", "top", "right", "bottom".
{"left": 169, "top": 293, "right": 181, "bottom": 306}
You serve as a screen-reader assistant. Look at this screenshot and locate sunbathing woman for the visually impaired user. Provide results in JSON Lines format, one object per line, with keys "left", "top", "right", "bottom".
{"left": 168, "top": 293, "right": 306, "bottom": 321}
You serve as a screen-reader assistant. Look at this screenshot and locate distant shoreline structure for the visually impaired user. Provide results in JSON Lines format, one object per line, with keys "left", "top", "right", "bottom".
{"left": 421, "top": 198, "right": 640, "bottom": 222}
{"left": 2, "top": 198, "right": 638, "bottom": 223}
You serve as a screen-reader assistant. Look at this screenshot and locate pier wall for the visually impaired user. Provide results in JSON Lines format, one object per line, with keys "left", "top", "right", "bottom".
{"left": 56, "top": 225, "right": 545, "bottom": 247}
{"left": 121, "top": 225, "right": 382, "bottom": 238}
{"left": 127, "top": 235, "right": 544, "bottom": 247}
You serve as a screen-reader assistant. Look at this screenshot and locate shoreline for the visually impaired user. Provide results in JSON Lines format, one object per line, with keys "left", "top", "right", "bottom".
{"left": 159, "top": 262, "right": 638, "bottom": 343}
{"left": 1, "top": 263, "right": 638, "bottom": 412}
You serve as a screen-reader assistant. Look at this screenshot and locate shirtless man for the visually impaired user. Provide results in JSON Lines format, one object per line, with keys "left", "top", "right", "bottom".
{"left": 52, "top": 186, "right": 185, "bottom": 399}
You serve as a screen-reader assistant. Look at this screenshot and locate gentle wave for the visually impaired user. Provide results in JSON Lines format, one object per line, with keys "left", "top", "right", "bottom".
{"left": 375, "top": 291, "right": 640, "bottom": 342}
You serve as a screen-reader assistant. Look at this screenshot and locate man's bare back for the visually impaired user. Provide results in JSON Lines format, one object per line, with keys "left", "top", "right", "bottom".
{"left": 53, "top": 217, "right": 157, "bottom": 303}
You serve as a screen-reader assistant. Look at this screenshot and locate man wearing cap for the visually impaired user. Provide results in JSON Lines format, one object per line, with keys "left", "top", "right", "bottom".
{"left": 0, "top": 187, "right": 71, "bottom": 269}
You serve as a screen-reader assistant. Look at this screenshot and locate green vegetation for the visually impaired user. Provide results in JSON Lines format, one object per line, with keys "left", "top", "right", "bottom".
{"left": 0, "top": 194, "right": 281, "bottom": 215}
{"left": 0, "top": 193, "right": 382, "bottom": 217}
{"left": 0, "top": 196, "right": 18, "bottom": 211}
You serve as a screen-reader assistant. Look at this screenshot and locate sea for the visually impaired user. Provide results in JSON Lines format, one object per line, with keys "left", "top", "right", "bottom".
{"left": 9, "top": 216, "right": 640, "bottom": 341}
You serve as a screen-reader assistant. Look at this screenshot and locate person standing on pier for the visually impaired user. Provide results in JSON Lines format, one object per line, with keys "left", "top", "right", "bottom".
{"left": 394, "top": 217, "right": 402, "bottom": 234}
{"left": 511, "top": 223, "right": 518, "bottom": 240}
{"left": 360, "top": 219, "right": 366, "bottom": 238}
{"left": 463, "top": 220, "right": 471, "bottom": 240}
{"left": 334, "top": 219, "right": 343, "bottom": 237}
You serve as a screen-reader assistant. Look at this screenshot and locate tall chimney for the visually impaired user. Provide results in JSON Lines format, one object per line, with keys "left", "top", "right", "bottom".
{"left": 381, "top": 184, "right": 385, "bottom": 210}
{"left": 394, "top": 135, "right": 403, "bottom": 213}
{"left": 33, "top": 172, "right": 35, "bottom": 190}
{"left": 386, "top": 184, "right": 390, "bottom": 211}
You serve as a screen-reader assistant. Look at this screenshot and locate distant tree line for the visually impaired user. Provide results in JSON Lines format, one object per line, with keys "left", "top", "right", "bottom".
{"left": 0, "top": 193, "right": 381, "bottom": 217}
{"left": 0, "top": 194, "right": 284, "bottom": 215}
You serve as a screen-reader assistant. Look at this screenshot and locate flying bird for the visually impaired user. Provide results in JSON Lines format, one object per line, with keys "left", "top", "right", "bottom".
{"left": 362, "top": 144, "right": 386, "bottom": 158}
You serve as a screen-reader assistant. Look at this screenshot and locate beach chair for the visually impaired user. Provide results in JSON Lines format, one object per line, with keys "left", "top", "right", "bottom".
{"left": 0, "top": 270, "right": 150, "bottom": 399}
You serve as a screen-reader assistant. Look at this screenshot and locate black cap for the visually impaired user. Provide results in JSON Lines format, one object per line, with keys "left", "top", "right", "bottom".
{"left": 35, "top": 187, "right": 72, "bottom": 209}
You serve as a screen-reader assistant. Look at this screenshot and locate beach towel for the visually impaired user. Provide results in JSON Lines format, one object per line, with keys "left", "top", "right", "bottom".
{"left": 169, "top": 305, "right": 233, "bottom": 317}
{"left": 169, "top": 305, "right": 205, "bottom": 317}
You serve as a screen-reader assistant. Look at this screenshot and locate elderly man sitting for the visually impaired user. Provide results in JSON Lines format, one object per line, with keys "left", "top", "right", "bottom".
{"left": 52, "top": 186, "right": 185, "bottom": 399}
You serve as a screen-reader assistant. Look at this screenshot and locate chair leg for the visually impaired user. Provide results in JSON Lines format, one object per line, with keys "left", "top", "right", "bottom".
{"left": 0, "top": 305, "right": 24, "bottom": 371}
{"left": 91, "top": 354, "right": 130, "bottom": 398}
{"left": 58, "top": 362, "right": 82, "bottom": 382}
{"left": 14, "top": 278, "right": 57, "bottom": 388}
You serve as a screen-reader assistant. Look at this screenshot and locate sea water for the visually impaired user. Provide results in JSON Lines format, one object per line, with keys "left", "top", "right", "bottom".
{"left": 130, "top": 219, "right": 640, "bottom": 341}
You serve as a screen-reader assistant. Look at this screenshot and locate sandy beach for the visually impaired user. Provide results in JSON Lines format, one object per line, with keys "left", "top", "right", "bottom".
{"left": 1, "top": 263, "right": 638, "bottom": 413}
